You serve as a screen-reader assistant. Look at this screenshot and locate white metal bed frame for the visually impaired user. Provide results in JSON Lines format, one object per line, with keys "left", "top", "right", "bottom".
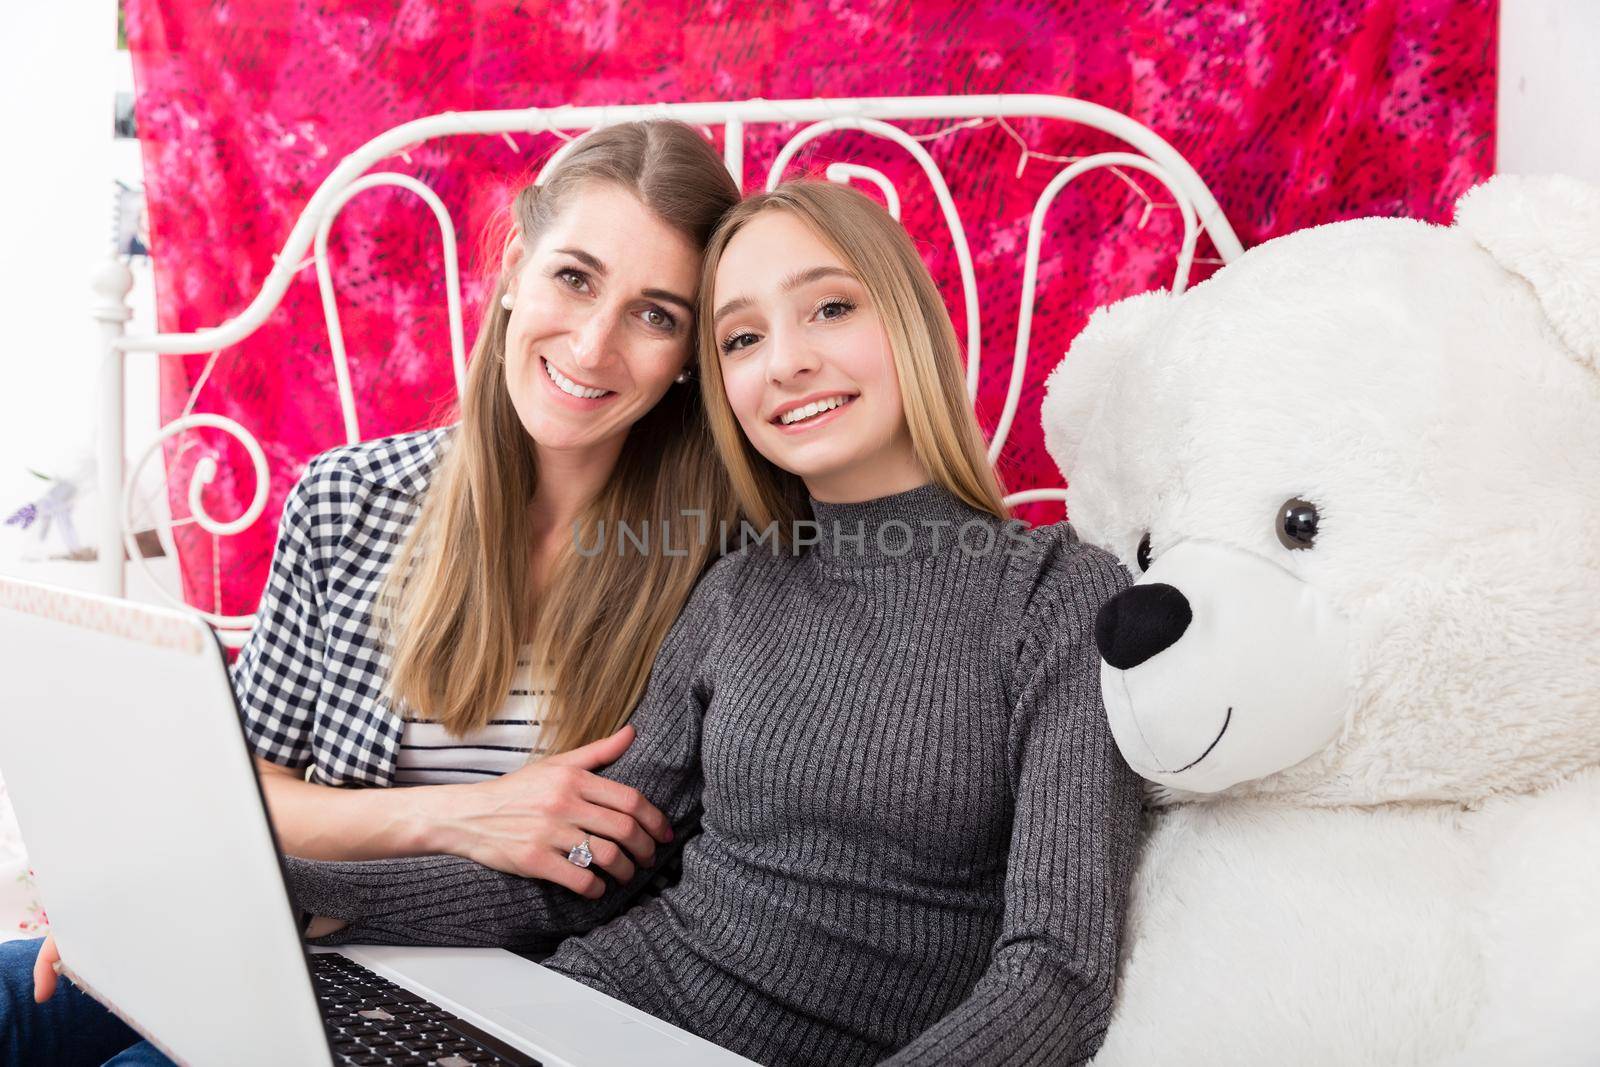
{"left": 89, "top": 94, "right": 1243, "bottom": 646}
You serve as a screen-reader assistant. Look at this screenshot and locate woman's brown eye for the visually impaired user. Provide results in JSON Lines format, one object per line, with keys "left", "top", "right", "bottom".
{"left": 1277, "top": 498, "right": 1320, "bottom": 549}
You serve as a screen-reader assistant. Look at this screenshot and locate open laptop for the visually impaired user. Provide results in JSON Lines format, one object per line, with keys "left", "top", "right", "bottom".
{"left": 0, "top": 575, "right": 756, "bottom": 1067}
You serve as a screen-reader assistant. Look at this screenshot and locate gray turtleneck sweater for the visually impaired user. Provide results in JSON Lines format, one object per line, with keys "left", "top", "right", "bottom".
{"left": 284, "top": 482, "right": 1141, "bottom": 1066}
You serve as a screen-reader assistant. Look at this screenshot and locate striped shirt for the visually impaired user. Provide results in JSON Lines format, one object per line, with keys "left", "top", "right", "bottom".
{"left": 393, "top": 649, "right": 549, "bottom": 785}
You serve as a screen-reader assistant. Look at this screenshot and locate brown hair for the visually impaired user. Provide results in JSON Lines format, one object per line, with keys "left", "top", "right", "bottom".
{"left": 377, "top": 121, "right": 740, "bottom": 752}
{"left": 696, "top": 180, "right": 1006, "bottom": 535}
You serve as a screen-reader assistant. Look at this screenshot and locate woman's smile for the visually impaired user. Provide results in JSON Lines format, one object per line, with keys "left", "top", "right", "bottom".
{"left": 769, "top": 391, "right": 859, "bottom": 432}
{"left": 539, "top": 354, "right": 617, "bottom": 407}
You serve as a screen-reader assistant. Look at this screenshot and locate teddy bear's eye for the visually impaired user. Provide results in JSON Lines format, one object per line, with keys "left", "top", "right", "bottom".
{"left": 1135, "top": 532, "right": 1153, "bottom": 572}
{"left": 1276, "top": 498, "right": 1320, "bottom": 550}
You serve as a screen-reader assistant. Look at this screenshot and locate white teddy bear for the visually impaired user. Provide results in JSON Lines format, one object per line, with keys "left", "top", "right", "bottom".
{"left": 1042, "top": 174, "right": 1600, "bottom": 1066}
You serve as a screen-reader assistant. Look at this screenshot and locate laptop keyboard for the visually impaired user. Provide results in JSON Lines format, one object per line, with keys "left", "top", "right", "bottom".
{"left": 311, "top": 952, "right": 543, "bottom": 1066}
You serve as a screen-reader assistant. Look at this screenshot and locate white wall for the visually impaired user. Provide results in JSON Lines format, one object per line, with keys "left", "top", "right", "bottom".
{"left": 0, "top": 5, "right": 112, "bottom": 505}
{"left": 0, "top": 7, "right": 174, "bottom": 600}
{"left": 1499, "top": 0, "right": 1600, "bottom": 181}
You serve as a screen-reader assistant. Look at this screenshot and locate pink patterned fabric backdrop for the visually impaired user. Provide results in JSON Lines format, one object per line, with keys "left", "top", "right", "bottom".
{"left": 125, "top": 0, "right": 1496, "bottom": 619}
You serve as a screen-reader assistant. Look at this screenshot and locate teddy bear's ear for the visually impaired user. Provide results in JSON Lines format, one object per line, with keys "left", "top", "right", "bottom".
{"left": 1454, "top": 174, "right": 1600, "bottom": 371}
{"left": 1042, "top": 290, "right": 1175, "bottom": 478}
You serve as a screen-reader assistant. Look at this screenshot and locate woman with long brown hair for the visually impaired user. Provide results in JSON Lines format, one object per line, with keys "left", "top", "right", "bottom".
{"left": 282, "top": 181, "right": 1143, "bottom": 1066}
{"left": 5, "top": 120, "right": 742, "bottom": 1065}
{"left": 251, "top": 118, "right": 741, "bottom": 890}
{"left": 241, "top": 119, "right": 740, "bottom": 891}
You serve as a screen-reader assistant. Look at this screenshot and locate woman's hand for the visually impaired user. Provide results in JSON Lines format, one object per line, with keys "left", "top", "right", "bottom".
{"left": 426, "top": 725, "right": 674, "bottom": 896}
{"left": 305, "top": 916, "right": 348, "bottom": 939}
{"left": 32, "top": 931, "right": 61, "bottom": 1003}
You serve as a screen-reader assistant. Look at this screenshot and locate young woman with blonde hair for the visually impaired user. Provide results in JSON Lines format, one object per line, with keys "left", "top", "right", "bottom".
{"left": 220, "top": 181, "right": 1139, "bottom": 1066}
{"left": 3, "top": 119, "right": 741, "bottom": 1065}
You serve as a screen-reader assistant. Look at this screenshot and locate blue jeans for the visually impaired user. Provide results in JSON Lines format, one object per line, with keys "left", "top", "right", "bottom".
{"left": 0, "top": 937, "right": 174, "bottom": 1066}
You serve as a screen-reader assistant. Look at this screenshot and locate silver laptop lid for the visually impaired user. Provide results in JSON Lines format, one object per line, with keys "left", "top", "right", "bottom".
{"left": 0, "top": 577, "right": 332, "bottom": 1066}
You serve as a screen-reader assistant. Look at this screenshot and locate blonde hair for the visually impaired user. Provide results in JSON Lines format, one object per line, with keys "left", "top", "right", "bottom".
{"left": 377, "top": 121, "right": 740, "bottom": 752}
{"left": 696, "top": 180, "right": 1007, "bottom": 535}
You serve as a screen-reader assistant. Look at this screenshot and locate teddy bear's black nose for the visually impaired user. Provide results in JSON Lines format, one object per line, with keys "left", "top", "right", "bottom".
{"left": 1095, "top": 583, "right": 1193, "bottom": 671}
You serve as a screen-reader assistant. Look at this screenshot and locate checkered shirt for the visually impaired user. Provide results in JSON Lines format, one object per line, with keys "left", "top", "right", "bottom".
{"left": 232, "top": 427, "right": 453, "bottom": 787}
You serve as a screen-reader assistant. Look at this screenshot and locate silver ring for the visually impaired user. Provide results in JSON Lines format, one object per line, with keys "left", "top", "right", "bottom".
{"left": 566, "top": 835, "right": 594, "bottom": 868}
